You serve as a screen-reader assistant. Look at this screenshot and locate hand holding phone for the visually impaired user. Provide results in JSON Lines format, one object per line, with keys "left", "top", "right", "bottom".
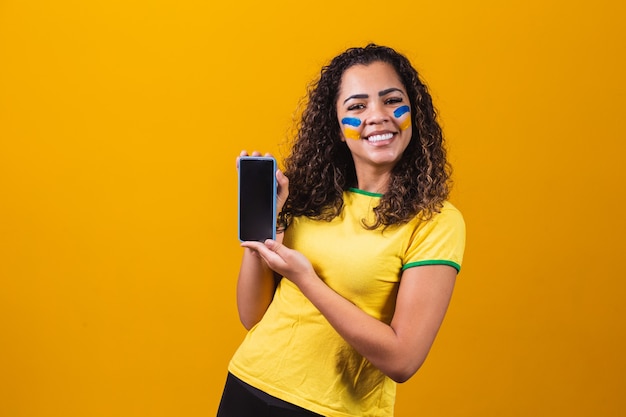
{"left": 238, "top": 156, "right": 277, "bottom": 242}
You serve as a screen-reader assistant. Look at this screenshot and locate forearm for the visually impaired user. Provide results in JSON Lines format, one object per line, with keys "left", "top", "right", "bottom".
{"left": 297, "top": 274, "right": 422, "bottom": 382}
{"left": 236, "top": 248, "right": 278, "bottom": 329}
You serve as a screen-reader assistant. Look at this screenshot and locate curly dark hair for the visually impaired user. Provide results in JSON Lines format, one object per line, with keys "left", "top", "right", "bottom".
{"left": 280, "top": 43, "right": 451, "bottom": 230}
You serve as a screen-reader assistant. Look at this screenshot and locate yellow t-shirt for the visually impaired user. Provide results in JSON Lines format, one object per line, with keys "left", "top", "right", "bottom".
{"left": 228, "top": 189, "right": 466, "bottom": 416}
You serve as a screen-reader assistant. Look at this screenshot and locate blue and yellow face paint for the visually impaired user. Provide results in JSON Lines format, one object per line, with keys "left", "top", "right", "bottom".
{"left": 341, "top": 117, "right": 362, "bottom": 140}
{"left": 393, "top": 105, "right": 411, "bottom": 131}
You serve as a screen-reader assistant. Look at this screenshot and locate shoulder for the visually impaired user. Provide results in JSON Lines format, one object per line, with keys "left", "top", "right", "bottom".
{"left": 434, "top": 201, "right": 465, "bottom": 230}
{"left": 409, "top": 201, "right": 465, "bottom": 237}
{"left": 428, "top": 202, "right": 465, "bottom": 243}
{"left": 402, "top": 201, "right": 466, "bottom": 272}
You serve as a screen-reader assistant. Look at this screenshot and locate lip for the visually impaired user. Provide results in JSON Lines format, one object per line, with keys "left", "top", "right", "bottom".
{"left": 363, "top": 130, "right": 397, "bottom": 143}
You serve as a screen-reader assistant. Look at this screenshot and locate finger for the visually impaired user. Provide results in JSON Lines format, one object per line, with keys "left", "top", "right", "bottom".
{"left": 241, "top": 241, "right": 278, "bottom": 260}
{"left": 241, "top": 241, "right": 264, "bottom": 251}
{"left": 276, "top": 169, "right": 289, "bottom": 191}
{"left": 242, "top": 241, "right": 284, "bottom": 270}
{"left": 276, "top": 170, "right": 289, "bottom": 210}
{"left": 236, "top": 150, "right": 250, "bottom": 169}
{"left": 242, "top": 239, "right": 281, "bottom": 256}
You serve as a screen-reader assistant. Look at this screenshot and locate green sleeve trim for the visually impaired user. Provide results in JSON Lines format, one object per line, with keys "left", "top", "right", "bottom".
{"left": 402, "top": 260, "right": 461, "bottom": 273}
{"left": 347, "top": 188, "right": 383, "bottom": 197}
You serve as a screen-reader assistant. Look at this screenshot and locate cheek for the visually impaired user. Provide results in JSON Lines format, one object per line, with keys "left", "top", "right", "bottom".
{"left": 393, "top": 106, "right": 411, "bottom": 131}
{"left": 341, "top": 117, "right": 362, "bottom": 140}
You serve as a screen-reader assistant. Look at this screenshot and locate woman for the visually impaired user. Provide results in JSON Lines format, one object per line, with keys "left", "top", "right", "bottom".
{"left": 218, "top": 44, "right": 466, "bottom": 417}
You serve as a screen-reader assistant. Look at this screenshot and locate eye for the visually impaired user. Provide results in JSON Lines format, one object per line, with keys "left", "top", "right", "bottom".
{"left": 385, "top": 97, "right": 404, "bottom": 105}
{"left": 347, "top": 103, "right": 365, "bottom": 111}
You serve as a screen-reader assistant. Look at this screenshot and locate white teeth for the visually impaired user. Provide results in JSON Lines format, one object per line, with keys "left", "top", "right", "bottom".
{"left": 367, "top": 133, "right": 394, "bottom": 142}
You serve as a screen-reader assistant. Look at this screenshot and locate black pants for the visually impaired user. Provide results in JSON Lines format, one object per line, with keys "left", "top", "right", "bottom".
{"left": 216, "top": 373, "right": 324, "bottom": 417}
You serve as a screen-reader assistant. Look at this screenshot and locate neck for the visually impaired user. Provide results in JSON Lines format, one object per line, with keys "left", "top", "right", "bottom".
{"left": 355, "top": 170, "right": 391, "bottom": 194}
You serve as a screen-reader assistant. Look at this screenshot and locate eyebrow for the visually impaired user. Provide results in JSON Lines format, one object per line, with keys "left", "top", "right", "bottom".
{"left": 342, "top": 88, "right": 405, "bottom": 104}
{"left": 343, "top": 94, "right": 368, "bottom": 104}
{"left": 378, "top": 87, "right": 404, "bottom": 96}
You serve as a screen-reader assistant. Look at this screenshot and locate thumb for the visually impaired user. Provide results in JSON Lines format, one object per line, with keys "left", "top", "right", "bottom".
{"left": 264, "top": 239, "right": 281, "bottom": 252}
{"left": 264, "top": 239, "right": 291, "bottom": 260}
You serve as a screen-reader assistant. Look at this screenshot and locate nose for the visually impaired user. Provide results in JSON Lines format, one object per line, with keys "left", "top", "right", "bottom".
{"left": 365, "top": 103, "right": 389, "bottom": 125}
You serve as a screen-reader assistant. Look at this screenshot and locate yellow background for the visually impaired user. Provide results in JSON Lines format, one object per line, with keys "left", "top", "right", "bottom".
{"left": 1, "top": 0, "right": 625, "bottom": 416}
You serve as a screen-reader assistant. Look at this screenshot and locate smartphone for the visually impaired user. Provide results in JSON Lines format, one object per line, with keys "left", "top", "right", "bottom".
{"left": 238, "top": 156, "right": 277, "bottom": 242}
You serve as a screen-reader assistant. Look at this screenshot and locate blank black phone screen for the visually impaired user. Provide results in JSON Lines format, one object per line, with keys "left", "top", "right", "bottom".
{"left": 238, "top": 158, "right": 276, "bottom": 242}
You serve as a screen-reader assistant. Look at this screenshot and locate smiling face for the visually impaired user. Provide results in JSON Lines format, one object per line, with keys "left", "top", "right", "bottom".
{"left": 336, "top": 61, "right": 413, "bottom": 179}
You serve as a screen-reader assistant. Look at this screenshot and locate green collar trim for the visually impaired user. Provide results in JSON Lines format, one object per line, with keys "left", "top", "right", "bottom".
{"left": 348, "top": 188, "right": 383, "bottom": 198}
